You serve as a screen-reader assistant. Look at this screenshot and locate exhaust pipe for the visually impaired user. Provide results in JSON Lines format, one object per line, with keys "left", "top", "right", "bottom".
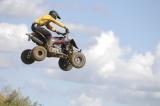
{"left": 26, "top": 34, "right": 43, "bottom": 45}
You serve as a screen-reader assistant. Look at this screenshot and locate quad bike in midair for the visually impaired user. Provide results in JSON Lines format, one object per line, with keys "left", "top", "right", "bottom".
{"left": 21, "top": 29, "right": 86, "bottom": 71}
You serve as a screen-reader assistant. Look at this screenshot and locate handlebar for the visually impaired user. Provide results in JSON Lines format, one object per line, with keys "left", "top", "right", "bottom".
{"left": 56, "top": 27, "right": 70, "bottom": 36}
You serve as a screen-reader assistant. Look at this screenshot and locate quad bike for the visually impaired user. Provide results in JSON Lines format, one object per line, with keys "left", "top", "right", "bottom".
{"left": 21, "top": 30, "right": 86, "bottom": 71}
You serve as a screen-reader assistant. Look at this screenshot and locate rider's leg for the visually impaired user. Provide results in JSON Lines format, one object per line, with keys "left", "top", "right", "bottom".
{"left": 37, "top": 27, "right": 54, "bottom": 52}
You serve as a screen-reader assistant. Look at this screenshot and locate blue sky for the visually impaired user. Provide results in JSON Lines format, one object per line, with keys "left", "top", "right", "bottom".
{"left": 0, "top": 0, "right": 160, "bottom": 106}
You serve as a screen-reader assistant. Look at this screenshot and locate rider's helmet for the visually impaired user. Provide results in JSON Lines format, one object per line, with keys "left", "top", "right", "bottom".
{"left": 49, "top": 10, "right": 61, "bottom": 19}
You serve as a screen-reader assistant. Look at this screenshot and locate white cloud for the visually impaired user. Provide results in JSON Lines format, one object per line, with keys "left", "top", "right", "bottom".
{"left": 0, "top": 23, "right": 29, "bottom": 51}
{"left": 126, "top": 52, "right": 155, "bottom": 79}
{"left": 85, "top": 31, "right": 157, "bottom": 82}
{"left": 0, "top": 0, "right": 47, "bottom": 18}
{"left": 69, "top": 94, "right": 102, "bottom": 106}
{"left": 87, "top": 31, "right": 121, "bottom": 57}
{"left": 86, "top": 31, "right": 122, "bottom": 79}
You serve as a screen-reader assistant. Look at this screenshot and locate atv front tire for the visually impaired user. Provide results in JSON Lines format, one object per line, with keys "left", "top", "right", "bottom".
{"left": 71, "top": 52, "right": 86, "bottom": 68}
{"left": 32, "top": 46, "right": 47, "bottom": 61}
{"left": 21, "top": 49, "right": 35, "bottom": 64}
{"left": 58, "top": 58, "right": 73, "bottom": 71}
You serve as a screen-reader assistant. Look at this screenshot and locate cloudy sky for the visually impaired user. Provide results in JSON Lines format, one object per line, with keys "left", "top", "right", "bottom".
{"left": 0, "top": 0, "right": 160, "bottom": 106}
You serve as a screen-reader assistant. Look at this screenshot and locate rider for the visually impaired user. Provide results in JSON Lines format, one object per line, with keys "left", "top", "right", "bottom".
{"left": 31, "top": 10, "right": 69, "bottom": 51}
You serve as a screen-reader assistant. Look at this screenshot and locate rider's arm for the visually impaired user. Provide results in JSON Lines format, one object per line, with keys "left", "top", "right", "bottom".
{"left": 48, "top": 15, "right": 65, "bottom": 28}
{"left": 46, "top": 15, "right": 69, "bottom": 35}
{"left": 46, "top": 23, "right": 64, "bottom": 35}
{"left": 46, "top": 23, "right": 56, "bottom": 32}
{"left": 49, "top": 19, "right": 70, "bottom": 35}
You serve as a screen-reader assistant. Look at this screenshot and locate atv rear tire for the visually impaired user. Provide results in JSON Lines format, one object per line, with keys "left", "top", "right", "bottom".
{"left": 32, "top": 46, "right": 47, "bottom": 61}
{"left": 21, "top": 49, "right": 35, "bottom": 64}
{"left": 58, "top": 58, "right": 73, "bottom": 71}
{"left": 71, "top": 52, "right": 86, "bottom": 68}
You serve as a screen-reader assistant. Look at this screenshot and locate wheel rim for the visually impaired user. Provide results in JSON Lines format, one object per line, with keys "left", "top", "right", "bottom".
{"left": 71, "top": 52, "right": 86, "bottom": 68}
{"left": 38, "top": 51, "right": 43, "bottom": 56}
{"left": 32, "top": 46, "right": 47, "bottom": 61}
{"left": 36, "top": 50, "right": 43, "bottom": 58}
{"left": 27, "top": 51, "right": 32, "bottom": 59}
{"left": 75, "top": 56, "right": 82, "bottom": 64}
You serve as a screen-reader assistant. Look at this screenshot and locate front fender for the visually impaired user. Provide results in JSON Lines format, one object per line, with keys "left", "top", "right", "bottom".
{"left": 70, "top": 39, "right": 79, "bottom": 49}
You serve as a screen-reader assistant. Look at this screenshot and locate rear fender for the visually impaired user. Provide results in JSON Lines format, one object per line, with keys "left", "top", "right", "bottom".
{"left": 26, "top": 33, "right": 44, "bottom": 45}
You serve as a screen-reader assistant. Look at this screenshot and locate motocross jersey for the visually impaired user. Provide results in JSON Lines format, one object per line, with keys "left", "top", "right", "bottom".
{"left": 34, "top": 15, "right": 65, "bottom": 31}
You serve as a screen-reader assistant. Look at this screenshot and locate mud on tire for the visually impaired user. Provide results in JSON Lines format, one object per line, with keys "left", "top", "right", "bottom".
{"left": 58, "top": 58, "right": 73, "bottom": 71}
{"left": 71, "top": 52, "right": 86, "bottom": 68}
{"left": 32, "top": 46, "right": 47, "bottom": 61}
{"left": 21, "top": 49, "right": 35, "bottom": 64}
